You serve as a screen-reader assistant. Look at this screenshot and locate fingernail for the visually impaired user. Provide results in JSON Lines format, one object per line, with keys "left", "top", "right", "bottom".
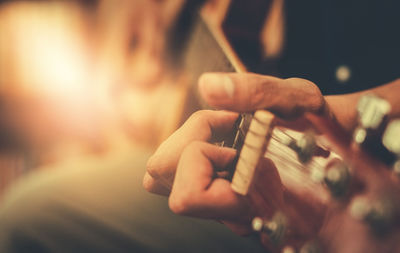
{"left": 199, "top": 73, "right": 235, "bottom": 99}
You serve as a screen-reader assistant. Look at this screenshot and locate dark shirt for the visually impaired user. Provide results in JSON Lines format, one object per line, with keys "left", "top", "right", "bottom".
{"left": 279, "top": 0, "right": 400, "bottom": 95}
{"left": 224, "top": 0, "right": 400, "bottom": 95}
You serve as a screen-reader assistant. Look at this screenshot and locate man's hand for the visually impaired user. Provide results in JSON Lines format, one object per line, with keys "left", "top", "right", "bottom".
{"left": 169, "top": 142, "right": 287, "bottom": 236}
{"left": 143, "top": 110, "right": 238, "bottom": 196}
{"left": 144, "top": 72, "right": 330, "bottom": 200}
{"left": 160, "top": 73, "right": 330, "bottom": 248}
{"left": 168, "top": 142, "right": 246, "bottom": 219}
{"left": 141, "top": 72, "right": 338, "bottom": 252}
{"left": 144, "top": 70, "right": 400, "bottom": 250}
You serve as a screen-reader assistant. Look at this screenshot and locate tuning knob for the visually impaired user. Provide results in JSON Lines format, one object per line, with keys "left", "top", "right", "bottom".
{"left": 299, "top": 241, "right": 321, "bottom": 253}
{"left": 287, "top": 132, "right": 316, "bottom": 164}
{"left": 281, "top": 246, "right": 296, "bottom": 253}
{"left": 252, "top": 212, "right": 288, "bottom": 246}
{"left": 382, "top": 119, "right": 400, "bottom": 174}
{"left": 353, "top": 94, "right": 391, "bottom": 144}
{"left": 353, "top": 94, "right": 396, "bottom": 165}
{"left": 324, "top": 159, "right": 350, "bottom": 198}
{"left": 350, "top": 196, "right": 395, "bottom": 235}
{"left": 382, "top": 119, "right": 400, "bottom": 155}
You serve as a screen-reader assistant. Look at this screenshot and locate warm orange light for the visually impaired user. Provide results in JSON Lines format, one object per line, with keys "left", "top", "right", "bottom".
{"left": 0, "top": 2, "right": 92, "bottom": 99}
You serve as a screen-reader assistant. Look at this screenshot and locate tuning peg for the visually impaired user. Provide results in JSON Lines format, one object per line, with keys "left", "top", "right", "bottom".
{"left": 393, "top": 160, "right": 400, "bottom": 177}
{"left": 299, "top": 241, "right": 321, "bottom": 253}
{"left": 353, "top": 94, "right": 391, "bottom": 144}
{"left": 252, "top": 212, "right": 288, "bottom": 246}
{"left": 272, "top": 129, "right": 316, "bottom": 164}
{"left": 382, "top": 119, "right": 400, "bottom": 174}
{"left": 350, "top": 197, "right": 371, "bottom": 221}
{"left": 382, "top": 119, "right": 400, "bottom": 155}
{"left": 323, "top": 159, "right": 350, "bottom": 198}
{"left": 353, "top": 94, "right": 397, "bottom": 165}
{"left": 350, "top": 196, "right": 395, "bottom": 235}
{"left": 284, "top": 131, "right": 316, "bottom": 164}
{"left": 282, "top": 246, "right": 296, "bottom": 253}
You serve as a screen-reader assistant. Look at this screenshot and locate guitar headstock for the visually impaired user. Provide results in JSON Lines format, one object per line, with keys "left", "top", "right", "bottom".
{"left": 228, "top": 94, "right": 400, "bottom": 253}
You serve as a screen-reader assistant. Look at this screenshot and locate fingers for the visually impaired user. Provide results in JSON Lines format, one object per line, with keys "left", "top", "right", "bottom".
{"left": 169, "top": 142, "right": 249, "bottom": 220}
{"left": 144, "top": 110, "right": 238, "bottom": 194}
{"left": 142, "top": 172, "right": 171, "bottom": 196}
{"left": 198, "top": 73, "right": 326, "bottom": 118}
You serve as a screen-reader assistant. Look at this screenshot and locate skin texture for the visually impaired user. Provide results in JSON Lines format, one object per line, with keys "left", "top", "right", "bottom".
{"left": 144, "top": 110, "right": 239, "bottom": 195}
{"left": 143, "top": 73, "right": 400, "bottom": 249}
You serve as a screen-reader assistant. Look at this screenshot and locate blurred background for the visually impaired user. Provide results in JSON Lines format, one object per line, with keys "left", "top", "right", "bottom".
{"left": 2, "top": 0, "right": 396, "bottom": 199}
{"left": 0, "top": 0, "right": 277, "bottom": 199}
{"left": 0, "top": 0, "right": 194, "bottom": 197}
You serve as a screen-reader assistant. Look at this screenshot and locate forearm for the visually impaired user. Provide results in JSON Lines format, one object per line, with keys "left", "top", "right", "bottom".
{"left": 325, "top": 78, "right": 400, "bottom": 133}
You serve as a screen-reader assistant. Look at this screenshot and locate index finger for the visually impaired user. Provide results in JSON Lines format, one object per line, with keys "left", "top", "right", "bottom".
{"left": 169, "top": 142, "right": 248, "bottom": 220}
{"left": 145, "top": 110, "right": 238, "bottom": 190}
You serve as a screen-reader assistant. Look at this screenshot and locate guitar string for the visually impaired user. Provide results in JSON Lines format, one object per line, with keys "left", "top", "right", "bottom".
{"left": 235, "top": 130, "right": 325, "bottom": 182}
{"left": 266, "top": 141, "right": 326, "bottom": 172}
{"left": 233, "top": 143, "right": 325, "bottom": 192}
{"left": 268, "top": 135, "right": 326, "bottom": 172}
{"left": 235, "top": 121, "right": 326, "bottom": 172}
{"left": 242, "top": 125, "right": 326, "bottom": 183}
{"left": 156, "top": 126, "right": 325, "bottom": 188}
{"left": 265, "top": 148, "right": 323, "bottom": 174}
{"left": 270, "top": 128, "right": 327, "bottom": 170}
{"left": 264, "top": 145, "right": 325, "bottom": 183}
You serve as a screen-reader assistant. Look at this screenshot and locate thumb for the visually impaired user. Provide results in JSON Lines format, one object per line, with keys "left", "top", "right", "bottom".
{"left": 198, "top": 72, "right": 326, "bottom": 118}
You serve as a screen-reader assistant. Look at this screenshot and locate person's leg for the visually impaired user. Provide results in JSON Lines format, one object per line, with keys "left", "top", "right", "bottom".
{"left": 0, "top": 149, "right": 265, "bottom": 252}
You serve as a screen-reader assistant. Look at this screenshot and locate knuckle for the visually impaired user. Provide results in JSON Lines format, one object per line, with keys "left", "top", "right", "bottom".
{"left": 142, "top": 173, "right": 156, "bottom": 192}
{"left": 188, "top": 110, "right": 212, "bottom": 125}
{"left": 145, "top": 155, "right": 159, "bottom": 178}
{"left": 146, "top": 155, "right": 174, "bottom": 187}
{"left": 241, "top": 74, "right": 276, "bottom": 110}
{"left": 168, "top": 191, "right": 192, "bottom": 215}
{"left": 294, "top": 78, "right": 324, "bottom": 112}
{"left": 285, "top": 77, "right": 302, "bottom": 83}
{"left": 281, "top": 78, "right": 325, "bottom": 116}
{"left": 249, "top": 84, "right": 268, "bottom": 109}
{"left": 146, "top": 154, "right": 172, "bottom": 181}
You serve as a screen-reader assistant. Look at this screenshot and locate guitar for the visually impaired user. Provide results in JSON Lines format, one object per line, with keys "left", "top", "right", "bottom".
{"left": 175, "top": 2, "right": 400, "bottom": 253}
{"left": 230, "top": 101, "right": 400, "bottom": 253}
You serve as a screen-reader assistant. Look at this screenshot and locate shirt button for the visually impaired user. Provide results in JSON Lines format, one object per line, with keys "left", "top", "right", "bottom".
{"left": 335, "top": 65, "right": 351, "bottom": 83}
